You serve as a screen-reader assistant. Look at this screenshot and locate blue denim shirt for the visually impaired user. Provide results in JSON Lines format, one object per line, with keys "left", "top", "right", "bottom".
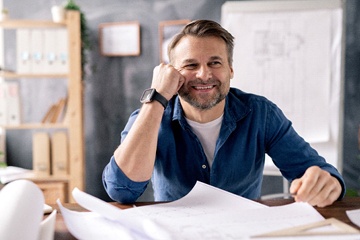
{"left": 103, "top": 88, "right": 345, "bottom": 203}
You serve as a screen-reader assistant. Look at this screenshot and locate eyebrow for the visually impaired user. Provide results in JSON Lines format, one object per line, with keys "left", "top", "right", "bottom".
{"left": 180, "top": 56, "right": 224, "bottom": 65}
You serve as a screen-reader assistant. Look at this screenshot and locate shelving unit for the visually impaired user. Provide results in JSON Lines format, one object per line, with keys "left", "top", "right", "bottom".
{"left": 0, "top": 11, "right": 84, "bottom": 203}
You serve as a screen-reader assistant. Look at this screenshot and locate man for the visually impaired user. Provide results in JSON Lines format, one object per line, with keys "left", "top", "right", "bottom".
{"left": 103, "top": 20, "right": 345, "bottom": 207}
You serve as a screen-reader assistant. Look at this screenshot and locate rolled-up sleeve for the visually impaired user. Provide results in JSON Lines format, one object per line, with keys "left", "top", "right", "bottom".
{"left": 102, "top": 156, "right": 149, "bottom": 203}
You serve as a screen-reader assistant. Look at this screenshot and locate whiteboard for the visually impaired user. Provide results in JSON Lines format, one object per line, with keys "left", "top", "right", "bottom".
{"left": 221, "top": 0, "right": 345, "bottom": 171}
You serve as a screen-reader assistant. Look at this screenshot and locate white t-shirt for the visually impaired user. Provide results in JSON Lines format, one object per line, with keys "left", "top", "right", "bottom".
{"left": 186, "top": 114, "right": 224, "bottom": 167}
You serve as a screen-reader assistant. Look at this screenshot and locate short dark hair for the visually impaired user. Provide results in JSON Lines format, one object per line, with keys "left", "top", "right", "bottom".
{"left": 168, "top": 19, "right": 234, "bottom": 65}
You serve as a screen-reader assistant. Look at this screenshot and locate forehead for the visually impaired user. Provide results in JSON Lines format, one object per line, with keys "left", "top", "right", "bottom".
{"left": 172, "top": 36, "right": 228, "bottom": 63}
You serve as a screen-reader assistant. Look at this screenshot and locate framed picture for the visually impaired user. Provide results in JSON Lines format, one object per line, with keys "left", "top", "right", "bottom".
{"left": 99, "top": 21, "right": 141, "bottom": 56}
{"left": 159, "top": 19, "right": 190, "bottom": 63}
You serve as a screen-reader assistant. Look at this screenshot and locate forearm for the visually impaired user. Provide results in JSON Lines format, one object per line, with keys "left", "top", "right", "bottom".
{"left": 114, "top": 101, "right": 164, "bottom": 182}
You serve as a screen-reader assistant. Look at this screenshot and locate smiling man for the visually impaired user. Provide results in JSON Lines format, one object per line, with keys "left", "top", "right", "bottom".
{"left": 102, "top": 20, "right": 345, "bottom": 207}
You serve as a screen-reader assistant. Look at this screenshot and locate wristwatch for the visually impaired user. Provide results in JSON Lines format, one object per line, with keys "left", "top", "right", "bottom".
{"left": 140, "top": 88, "right": 168, "bottom": 109}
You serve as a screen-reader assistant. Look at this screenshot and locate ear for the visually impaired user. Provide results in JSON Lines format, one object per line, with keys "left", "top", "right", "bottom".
{"left": 229, "top": 66, "right": 234, "bottom": 79}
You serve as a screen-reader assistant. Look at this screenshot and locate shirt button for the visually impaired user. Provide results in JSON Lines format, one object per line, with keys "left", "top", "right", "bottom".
{"left": 202, "top": 164, "right": 207, "bottom": 169}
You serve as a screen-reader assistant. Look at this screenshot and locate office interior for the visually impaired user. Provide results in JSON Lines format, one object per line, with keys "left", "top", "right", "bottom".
{"left": 1, "top": 0, "right": 359, "bottom": 202}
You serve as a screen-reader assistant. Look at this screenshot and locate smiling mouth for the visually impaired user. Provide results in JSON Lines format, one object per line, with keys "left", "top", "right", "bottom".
{"left": 193, "top": 85, "right": 214, "bottom": 90}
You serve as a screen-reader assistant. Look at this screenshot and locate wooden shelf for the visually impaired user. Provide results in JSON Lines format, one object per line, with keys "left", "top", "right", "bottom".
{"left": 0, "top": 19, "right": 65, "bottom": 28}
{"left": 1, "top": 123, "right": 68, "bottom": 130}
{"left": 0, "top": 72, "right": 68, "bottom": 79}
{"left": 1, "top": 11, "right": 84, "bottom": 203}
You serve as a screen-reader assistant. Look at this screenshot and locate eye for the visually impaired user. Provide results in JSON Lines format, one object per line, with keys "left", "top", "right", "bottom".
{"left": 183, "top": 63, "right": 198, "bottom": 70}
{"left": 209, "top": 61, "right": 222, "bottom": 67}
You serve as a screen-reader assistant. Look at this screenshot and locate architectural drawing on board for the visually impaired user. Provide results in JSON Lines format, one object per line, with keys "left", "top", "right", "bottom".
{"left": 223, "top": 10, "right": 334, "bottom": 143}
{"left": 222, "top": 0, "right": 344, "bottom": 169}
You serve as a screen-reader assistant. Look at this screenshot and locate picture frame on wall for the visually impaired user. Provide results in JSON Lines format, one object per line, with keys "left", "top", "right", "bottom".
{"left": 159, "top": 19, "right": 190, "bottom": 63}
{"left": 99, "top": 21, "right": 141, "bottom": 56}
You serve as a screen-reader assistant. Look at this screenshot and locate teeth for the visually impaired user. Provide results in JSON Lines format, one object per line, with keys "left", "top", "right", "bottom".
{"left": 195, "top": 86, "right": 213, "bottom": 90}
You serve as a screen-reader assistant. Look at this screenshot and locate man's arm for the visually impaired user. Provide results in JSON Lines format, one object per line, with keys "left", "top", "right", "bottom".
{"left": 113, "top": 64, "right": 184, "bottom": 182}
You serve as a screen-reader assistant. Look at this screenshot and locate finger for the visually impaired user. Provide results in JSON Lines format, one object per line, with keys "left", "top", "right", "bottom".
{"left": 294, "top": 166, "right": 323, "bottom": 201}
{"left": 289, "top": 179, "right": 301, "bottom": 194}
{"left": 308, "top": 176, "right": 342, "bottom": 207}
{"left": 315, "top": 188, "right": 341, "bottom": 207}
{"left": 290, "top": 179, "right": 303, "bottom": 202}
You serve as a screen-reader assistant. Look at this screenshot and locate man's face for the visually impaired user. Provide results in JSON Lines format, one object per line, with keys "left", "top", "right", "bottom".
{"left": 172, "top": 36, "right": 234, "bottom": 110}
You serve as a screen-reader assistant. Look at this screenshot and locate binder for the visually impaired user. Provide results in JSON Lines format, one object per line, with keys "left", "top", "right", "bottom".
{"left": 55, "top": 29, "right": 69, "bottom": 74}
{"left": 51, "top": 131, "right": 68, "bottom": 176}
{"left": 16, "top": 29, "right": 32, "bottom": 73}
{"left": 0, "top": 83, "right": 7, "bottom": 125}
{"left": 43, "top": 29, "right": 57, "bottom": 74}
{"left": 32, "top": 132, "right": 51, "bottom": 176}
{"left": 5, "top": 82, "right": 21, "bottom": 125}
{"left": 30, "top": 29, "right": 45, "bottom": 74}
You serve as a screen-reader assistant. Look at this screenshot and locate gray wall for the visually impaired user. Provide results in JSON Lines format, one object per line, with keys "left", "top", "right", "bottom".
{"left": 4, "top": 0, "right": 359, "bottom": 201}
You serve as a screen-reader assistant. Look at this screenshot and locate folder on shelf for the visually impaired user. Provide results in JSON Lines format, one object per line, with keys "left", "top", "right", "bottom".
{"left": 32, "top": 132, "right": 51, "bottom": 176}
{"left": 5, "top": 82, "right": 21, "bottom": 125}
{"left": 51, "top": 131, "right": 68, "bottom": 176}
{"left": 0, "top": 83, "right": 7, "bottom": 125}
{"left": 16, "top": 29, "right": 32, "bottom": 74}
{"left": 54, "top": 29, "right": 69, "bottom": 74}
{"left": 30, "top": 29, "right": 46, "bottom": 74}
{"left": 43, "top": 29, "right": 57, "bottom": 74}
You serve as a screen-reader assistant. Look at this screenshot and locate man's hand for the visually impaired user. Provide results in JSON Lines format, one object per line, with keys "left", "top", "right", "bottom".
{"left": 151, "top": 63, "right": 185, "bottom": 101}
{"left": 290, "top": 166, "right": 342, "bottom": 207}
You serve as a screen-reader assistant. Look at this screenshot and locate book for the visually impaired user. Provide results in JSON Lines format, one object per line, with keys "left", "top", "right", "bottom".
{"left": 41, "top": 97, "right": 67, "bottom": 124}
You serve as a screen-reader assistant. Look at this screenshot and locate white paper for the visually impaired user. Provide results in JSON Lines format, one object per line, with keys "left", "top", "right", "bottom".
{"left": 57, "top": 181, "right": 360, "bottom": 239}
{"left": 347, "top": 209, "right": 360, "bottom": 228}
{"left": 0, "top": 166, "right": 35, "bottom": 184}
{"left": 39, "top": 209, "right": 57, "bottom": 240}
{"left": 0, "top": 180, "right": 44, "bottom": 240}
{"left": 0, "top": 180, "right": 57, "bottom": 240}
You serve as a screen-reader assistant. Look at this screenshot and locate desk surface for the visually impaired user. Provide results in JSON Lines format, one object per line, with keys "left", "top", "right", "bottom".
{"left": 52, "top": 197, "right": 360, "bottom": 240}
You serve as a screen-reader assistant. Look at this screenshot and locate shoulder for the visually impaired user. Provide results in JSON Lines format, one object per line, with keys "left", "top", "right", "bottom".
{"left": 228, "top": 88, "right": 278, "bottom": 110}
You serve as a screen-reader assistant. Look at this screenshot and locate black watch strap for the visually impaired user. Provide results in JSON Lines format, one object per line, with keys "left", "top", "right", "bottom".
{"left": 140, "top": 88, "right": 168, "bottom": 109}
{"left": 152, "top": 90, "right": 168, "bottom": 109}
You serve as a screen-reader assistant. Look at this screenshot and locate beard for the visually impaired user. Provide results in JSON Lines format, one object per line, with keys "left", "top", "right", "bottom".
{"left": 178, "top": 79, "right": 228, "bottom": 110}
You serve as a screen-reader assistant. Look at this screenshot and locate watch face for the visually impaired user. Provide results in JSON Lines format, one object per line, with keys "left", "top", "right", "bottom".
{"left": 140, "top": 88, "right": 155, "bottom": 103}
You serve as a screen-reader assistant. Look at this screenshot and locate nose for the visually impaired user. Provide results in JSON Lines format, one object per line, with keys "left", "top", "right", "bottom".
{"left": 196, "top": 65, "right": 212, "bottom": 80}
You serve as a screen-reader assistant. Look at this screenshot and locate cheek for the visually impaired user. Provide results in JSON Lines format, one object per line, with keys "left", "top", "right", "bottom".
{"left": 180, "top": 71, "right": 196, "bottom": 81}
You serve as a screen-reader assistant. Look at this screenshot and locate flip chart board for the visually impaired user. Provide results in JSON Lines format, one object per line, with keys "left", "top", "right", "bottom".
{"left": 222, "top": 0, "right": 345, "bottom": 171}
